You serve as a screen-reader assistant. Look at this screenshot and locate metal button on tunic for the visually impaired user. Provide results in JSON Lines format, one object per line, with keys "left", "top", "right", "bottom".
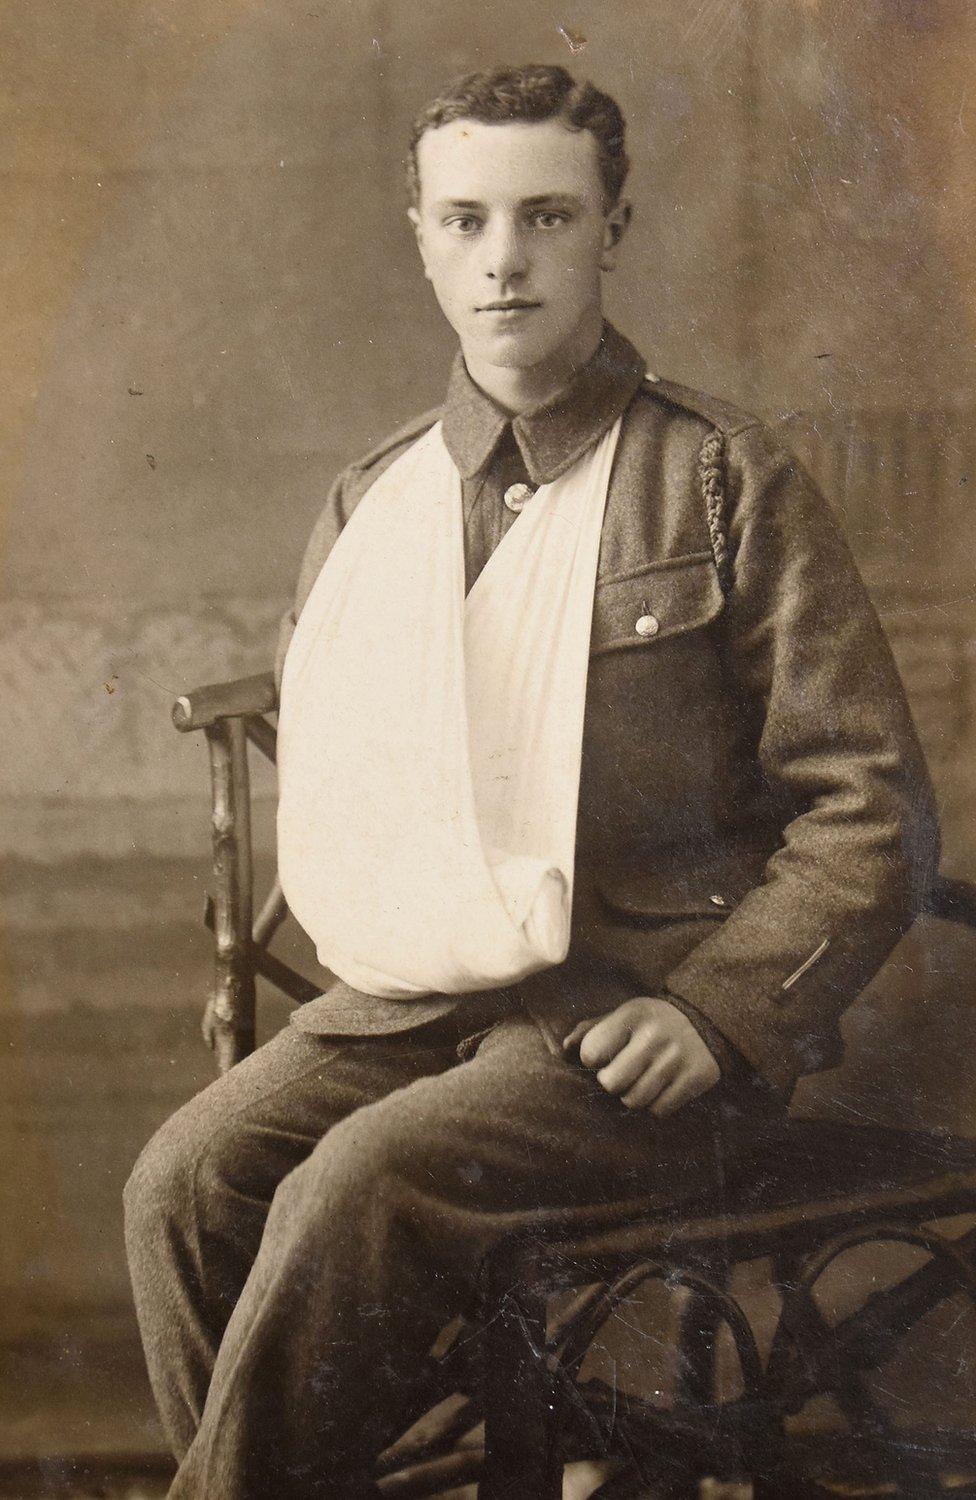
{"left": 503, "top": 482, "right": 534, "bottom": 514}
{"left": 635, "top": 614, "right": 659, "bottom": 638}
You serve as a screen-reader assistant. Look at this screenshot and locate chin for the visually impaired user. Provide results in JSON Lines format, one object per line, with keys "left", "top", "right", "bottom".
{"left": 473, "top": 329, "right": 565, "bottom": 371}
{"left": 479, "top": 345, "right": 544, "bottom": 370}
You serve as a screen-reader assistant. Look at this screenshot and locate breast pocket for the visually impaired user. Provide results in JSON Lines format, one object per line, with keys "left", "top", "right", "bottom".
{"left": 590, "top": 552, "right": 724, "bottom": 657}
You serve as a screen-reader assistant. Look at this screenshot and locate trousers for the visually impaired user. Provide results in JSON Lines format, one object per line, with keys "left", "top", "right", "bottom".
{"left": 124, "top": 992, "right": 782, "bottom": 1499}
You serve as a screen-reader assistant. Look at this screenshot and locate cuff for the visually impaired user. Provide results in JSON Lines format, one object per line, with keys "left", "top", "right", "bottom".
{"left": 661, "top": 989, "right": 749, "bottom": 1080}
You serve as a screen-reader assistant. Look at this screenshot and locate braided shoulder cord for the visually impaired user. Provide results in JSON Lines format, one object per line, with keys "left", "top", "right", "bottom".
{"left": 697, "top": 429, "right": 732, "bottom": 594}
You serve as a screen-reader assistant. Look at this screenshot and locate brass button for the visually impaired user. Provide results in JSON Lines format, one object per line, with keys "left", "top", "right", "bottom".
{"left": 708, "top": 894, "right": 727, "bottom": 908}
{"left": 503, "top": 482, "right": 534, "bottom": 513}
{"left": 635, "top": 613, "right": 659, "bottom": 638}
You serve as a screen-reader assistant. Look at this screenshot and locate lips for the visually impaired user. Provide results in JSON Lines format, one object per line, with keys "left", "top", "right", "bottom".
{"left": 477, "top": 300, "right": 542, "bottom": 312}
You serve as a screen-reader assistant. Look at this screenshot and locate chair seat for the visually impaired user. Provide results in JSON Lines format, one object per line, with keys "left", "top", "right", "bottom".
{"left": 517, "top": 1121, "right": 976, "bottom": 1278}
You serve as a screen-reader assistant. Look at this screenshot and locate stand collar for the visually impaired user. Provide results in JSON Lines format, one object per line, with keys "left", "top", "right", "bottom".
{"left": 442, "top": 323, "right": 647, "bottom": 485}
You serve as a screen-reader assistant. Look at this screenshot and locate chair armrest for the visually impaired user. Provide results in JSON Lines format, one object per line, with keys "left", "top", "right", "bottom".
{"left": 172, "top": 671, "right": 278, "bottom": 732}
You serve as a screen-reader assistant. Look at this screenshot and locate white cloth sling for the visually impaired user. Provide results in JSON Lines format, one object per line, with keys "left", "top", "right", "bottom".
{"left": 277, "top": 416, "right": 621, "bottom": 998}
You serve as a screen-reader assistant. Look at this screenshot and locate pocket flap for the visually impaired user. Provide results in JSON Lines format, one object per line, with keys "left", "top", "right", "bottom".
{"left": 590, "top": 555, "right": 723, "bottom": 656}
{"left": 597, "top": 843, "right": 771, "bottom": 922}
{"left": 598, "top": 875, "right": 735, "bottom": 921}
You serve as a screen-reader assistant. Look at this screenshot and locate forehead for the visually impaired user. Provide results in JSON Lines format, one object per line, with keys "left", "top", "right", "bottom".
{"left": 415, "top": 118, "right": 603, "bottom": 204}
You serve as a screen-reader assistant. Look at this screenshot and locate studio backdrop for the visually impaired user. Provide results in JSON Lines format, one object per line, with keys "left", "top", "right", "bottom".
{"left": 2, "top": 0, "right": 975, "bottom": 1466}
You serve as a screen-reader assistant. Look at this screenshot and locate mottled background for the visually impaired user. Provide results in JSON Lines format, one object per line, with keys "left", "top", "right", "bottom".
{"left": 2, "top": 0, "right": 976, "bottom": 1489}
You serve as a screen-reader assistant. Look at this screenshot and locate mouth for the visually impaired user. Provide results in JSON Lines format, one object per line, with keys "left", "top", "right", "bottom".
{"left": 476, "top": 299, "right": 542, "bottom": 314}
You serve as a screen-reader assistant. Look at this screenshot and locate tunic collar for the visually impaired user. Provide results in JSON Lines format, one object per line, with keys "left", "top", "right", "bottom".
{"left": 441, "top": 322, "right": 647, "bottom": 486}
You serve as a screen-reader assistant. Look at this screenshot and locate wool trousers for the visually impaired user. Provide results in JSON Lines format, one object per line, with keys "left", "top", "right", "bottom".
{"left": 124, "top": 993, "right": 781, "bottom": 1500}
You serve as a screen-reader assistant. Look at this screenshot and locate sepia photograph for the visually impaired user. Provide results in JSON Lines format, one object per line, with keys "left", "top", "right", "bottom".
{"left": 3, "top": 2, "right": 976, "bottom": 1497}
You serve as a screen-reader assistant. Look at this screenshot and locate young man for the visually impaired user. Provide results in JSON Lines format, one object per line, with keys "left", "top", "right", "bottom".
{"left": 125, "top": 65, "right": 938, "bottom": 1498}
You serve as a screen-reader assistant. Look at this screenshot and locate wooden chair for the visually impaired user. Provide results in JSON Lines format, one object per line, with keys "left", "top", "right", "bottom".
{"left": 174, "top": 670, "right": 976, "bottom": 1498}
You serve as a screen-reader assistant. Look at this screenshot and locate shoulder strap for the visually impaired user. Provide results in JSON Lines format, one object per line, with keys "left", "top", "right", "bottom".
{"left": 643, "top": 374, "right": 733, "bottom": 594}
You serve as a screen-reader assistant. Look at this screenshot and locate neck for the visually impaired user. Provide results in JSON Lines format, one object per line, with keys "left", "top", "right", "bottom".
{"left": 462, "top": 309, "right": 605, "bottom": 415}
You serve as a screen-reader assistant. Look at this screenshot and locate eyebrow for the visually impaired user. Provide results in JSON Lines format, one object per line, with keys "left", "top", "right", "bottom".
{"left": 432, "top": 193, "right": 584, "bottom": 212}
{"left": 521, "top": 194, "right": 582, "bottom": 208}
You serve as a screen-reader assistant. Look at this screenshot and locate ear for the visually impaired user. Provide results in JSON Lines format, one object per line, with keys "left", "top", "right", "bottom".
{"left": 601, "top": 199, "right": 632, "bottom": 272}
{"left": 407, "top": 206, "right": 432, "bottom": 282}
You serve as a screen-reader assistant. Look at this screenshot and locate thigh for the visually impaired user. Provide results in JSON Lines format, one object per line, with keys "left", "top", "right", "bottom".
{"left": 333, "top": 1014, "right": 784, "bottom": 1239}
{"left": 131, "top": 1020, "right": 466, "bottom": 1212}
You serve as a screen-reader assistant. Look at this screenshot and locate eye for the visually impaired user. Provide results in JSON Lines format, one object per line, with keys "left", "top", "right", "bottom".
{"left": 530, "top": 210, "right": 569, "bottom": 230}
{"left": 444, "top": 215, "right": 482, "bottom": 236}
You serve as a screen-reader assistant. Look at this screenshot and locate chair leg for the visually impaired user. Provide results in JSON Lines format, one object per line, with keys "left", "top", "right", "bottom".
{"left": 676, "top": 1286, "right": 720, "bottom": 1411}
{"left": 205, "top": 716, "right": 256, "bottom": 1072}
{"left": 658, "top": 1286, "right": 721, "bottom": 1500}
{"left": 481, "top": 1241, "right": 563, "bottom": 1500}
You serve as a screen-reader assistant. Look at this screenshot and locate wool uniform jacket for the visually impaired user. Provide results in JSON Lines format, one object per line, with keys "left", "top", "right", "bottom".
{"left": 275, "top": 359, "right": 939, "bottom": 1103}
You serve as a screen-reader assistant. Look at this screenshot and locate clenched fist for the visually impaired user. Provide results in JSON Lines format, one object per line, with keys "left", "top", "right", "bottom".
{"left": 563, "top": 996, "right": 721, "bottom": 1117}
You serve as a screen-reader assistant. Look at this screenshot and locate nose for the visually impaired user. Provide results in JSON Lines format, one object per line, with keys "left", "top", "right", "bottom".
{"left": 482, "top": 216, "right": 528, "bottom": 284}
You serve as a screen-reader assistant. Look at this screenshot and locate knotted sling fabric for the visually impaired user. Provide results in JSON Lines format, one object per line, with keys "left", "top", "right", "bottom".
{"left": 277, "top": 417, "right": 622, "bottom": 999}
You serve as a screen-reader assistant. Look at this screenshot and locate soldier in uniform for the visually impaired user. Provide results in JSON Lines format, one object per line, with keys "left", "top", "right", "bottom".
{"left": 124, "top": 64, "right": 938, "bottom": 1499}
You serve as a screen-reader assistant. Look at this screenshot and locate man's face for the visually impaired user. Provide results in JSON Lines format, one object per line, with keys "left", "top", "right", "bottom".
{"left": 409, "top": 118, "right": 628, "bottom": 377}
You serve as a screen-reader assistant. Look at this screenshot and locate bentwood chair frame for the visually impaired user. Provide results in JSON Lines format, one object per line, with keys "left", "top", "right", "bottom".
{"left": 174, "top": 669, "right": 976, "bottom": 1499}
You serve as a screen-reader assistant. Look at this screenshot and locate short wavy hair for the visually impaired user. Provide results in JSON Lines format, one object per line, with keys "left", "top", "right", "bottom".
{"left": 407, "top": 64, "right": 629, "bottom": 212}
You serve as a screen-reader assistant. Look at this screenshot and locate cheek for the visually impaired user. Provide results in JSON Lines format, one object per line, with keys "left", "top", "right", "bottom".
{"left": 539, "top": 237, "right": 603, "bottom": 290}
{"left": 426, "top": 248, "right": 471, "bottom": 301}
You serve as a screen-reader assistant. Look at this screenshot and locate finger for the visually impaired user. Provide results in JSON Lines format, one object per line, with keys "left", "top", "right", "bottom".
{"left": 562, "top": 1018, "right": 600, "bottom": 1051}
{"left": 577, "top": 1013, "right": 634, "bottom": 1070}
{"left": 620, "top": 1053, "right": 681, "bottom": 1110}
{"left": 650, "top": 1065, "right": 715, "bottom": 1118}
{"left": 598, "top": 1034, "right": 673, "bottom": 1095}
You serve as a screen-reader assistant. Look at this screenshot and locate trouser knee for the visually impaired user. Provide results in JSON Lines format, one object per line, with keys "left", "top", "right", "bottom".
{"left": 124, "top": 1094, "right": 276, "bottom": 1278}
{"left": 126, "top": 1094, "right": 237, "bottom": 1240}
{"left": 123, "top": 1113, "right": 199, "bottom": 1256}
